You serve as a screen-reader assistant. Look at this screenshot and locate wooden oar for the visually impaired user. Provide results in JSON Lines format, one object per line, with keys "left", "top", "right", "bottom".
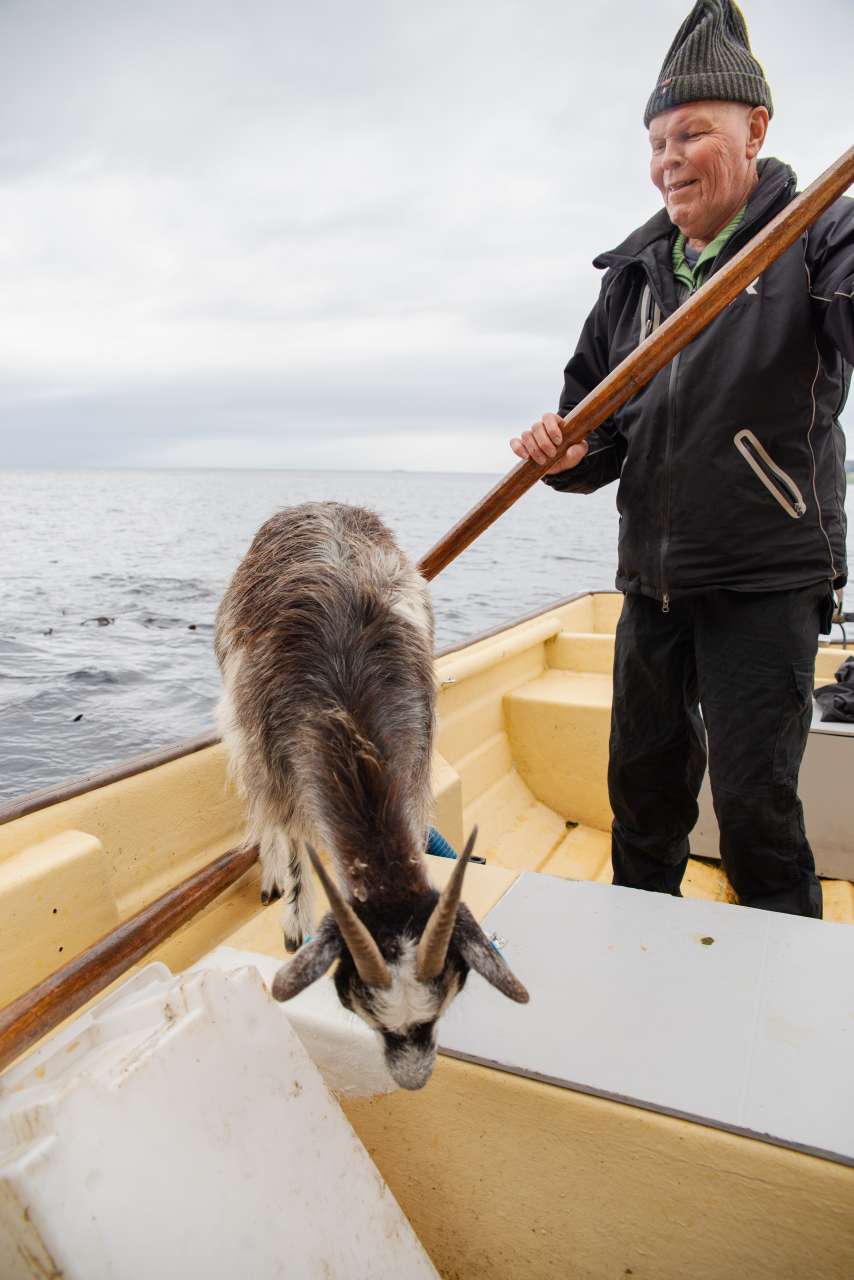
{"left": 418, "top": 144, "right": 854, "bottom": 581}
{"left": 2, "top": 144, "right": 852, "bottom": 1076}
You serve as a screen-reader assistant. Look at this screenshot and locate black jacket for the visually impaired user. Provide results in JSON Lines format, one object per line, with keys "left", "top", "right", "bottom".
{"left": 545, "top": 158, "right": 853, "bottom": 602}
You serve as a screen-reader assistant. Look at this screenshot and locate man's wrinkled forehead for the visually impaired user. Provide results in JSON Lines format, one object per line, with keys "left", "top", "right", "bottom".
{"left": 648, "top": 99, "right": 751, "bottom": 141}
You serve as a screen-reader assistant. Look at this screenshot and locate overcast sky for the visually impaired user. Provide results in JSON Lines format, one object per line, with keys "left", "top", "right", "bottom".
{"left": 1, "top": 0, "right": 851, "bottom": 472}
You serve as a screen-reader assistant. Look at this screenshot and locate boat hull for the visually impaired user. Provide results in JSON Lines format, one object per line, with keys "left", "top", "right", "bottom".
{"left": 2, "top": 592, "right": 854, "bottom": 1278}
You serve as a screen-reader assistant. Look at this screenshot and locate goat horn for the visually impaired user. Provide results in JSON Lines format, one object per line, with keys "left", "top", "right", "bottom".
{"left": 416, "top": 827, "right": 477, "bottom": 982}
{"left": 306, "top": 845, "right": 391, "bottom": 990}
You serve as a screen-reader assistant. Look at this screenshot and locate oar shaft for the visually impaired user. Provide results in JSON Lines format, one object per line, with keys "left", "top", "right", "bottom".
{"left": 417, "top": 145, "right": 854, "bottom": 582}
{"left": 0, "top": 844, "right": 258, "bottom": 1075}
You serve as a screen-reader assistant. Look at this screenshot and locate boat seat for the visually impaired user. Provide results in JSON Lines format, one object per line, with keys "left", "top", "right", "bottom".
{"left": 546, "top": 630, "right": 615, "bottom": 673}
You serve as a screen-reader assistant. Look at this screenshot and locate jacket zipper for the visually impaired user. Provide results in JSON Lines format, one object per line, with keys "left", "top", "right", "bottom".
{"left": 660, "top": 352, "right": 681, "bottom": 612}
{"left": 635, "top": 266, "right": 677, "bottom": 613}
{"left": 660, "top": 270, "right": 694, "bottom": 613}
{"left": 733, "top": 430, "right": 807, "bottom": 518}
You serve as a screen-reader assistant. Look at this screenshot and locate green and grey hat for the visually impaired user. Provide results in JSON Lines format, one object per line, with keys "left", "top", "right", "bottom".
{"left": 644, "top": 0, "right": 773, "bottom": 128}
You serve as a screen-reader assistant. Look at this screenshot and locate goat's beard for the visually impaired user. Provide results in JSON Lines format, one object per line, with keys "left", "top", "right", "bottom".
{"left": 382, "top": 1039, "right": 438, "bottom": 1090}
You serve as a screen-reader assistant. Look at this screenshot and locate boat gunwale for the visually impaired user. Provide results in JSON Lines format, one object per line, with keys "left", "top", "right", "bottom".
{"left": 0, "top": 592, "right": 591, "bottom": 827}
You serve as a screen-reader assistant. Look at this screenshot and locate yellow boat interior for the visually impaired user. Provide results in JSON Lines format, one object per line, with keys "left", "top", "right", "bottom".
{"left": 3, "top": 591, "right": 854, "bottom": 1279}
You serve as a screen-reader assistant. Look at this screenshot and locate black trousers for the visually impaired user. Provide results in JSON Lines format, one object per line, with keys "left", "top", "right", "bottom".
{"left": 609, "top": 587, "right": 829, "bottom": 918}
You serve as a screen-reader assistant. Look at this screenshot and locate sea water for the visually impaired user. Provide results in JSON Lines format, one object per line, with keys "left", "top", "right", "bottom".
{"left": 0, "top": 467, "right": 620, "bottom": 802}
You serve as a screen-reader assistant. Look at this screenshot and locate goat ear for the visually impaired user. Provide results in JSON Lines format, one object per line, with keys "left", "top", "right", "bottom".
{"left": 455, "top": 902, "right": 529, "bottom": 1003}
{"left": 271, "top": 914, "right": 342, "bottom": 1001}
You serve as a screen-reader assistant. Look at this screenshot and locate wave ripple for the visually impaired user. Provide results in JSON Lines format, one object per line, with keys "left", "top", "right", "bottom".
{"left": 0, "top": 466, "right": 622, "bottom": 804}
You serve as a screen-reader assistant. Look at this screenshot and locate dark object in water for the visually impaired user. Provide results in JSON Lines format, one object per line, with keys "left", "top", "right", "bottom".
{"left": 73, "top": 714, "right": 83, "bottom": 722}
{"left": 82, "top": 616, "right": 114, "bottom": 627}
{"left": 814, "top": 657, "right": 854, "bottom": 723}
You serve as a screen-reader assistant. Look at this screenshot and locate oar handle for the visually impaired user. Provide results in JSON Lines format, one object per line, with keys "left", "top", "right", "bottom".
{"left": 417, "top": 145, "right": 854, "bottom": 582}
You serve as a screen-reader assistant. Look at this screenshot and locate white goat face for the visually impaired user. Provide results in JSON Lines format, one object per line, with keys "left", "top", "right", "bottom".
{"left": 271, "top": 833, "right": 529, "bottom": 1090}
{"left": 340, "top": 938, "right": 463, "bottom": 1090}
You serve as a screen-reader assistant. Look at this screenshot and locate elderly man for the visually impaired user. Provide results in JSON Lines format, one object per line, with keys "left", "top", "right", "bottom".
{"left": 511, "top": 0, "right": 854, "bottom": 917}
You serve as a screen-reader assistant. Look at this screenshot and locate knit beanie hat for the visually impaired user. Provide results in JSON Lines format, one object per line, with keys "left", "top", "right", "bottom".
{"left": 644, "top": 0, "right": 773, "bottom": 128}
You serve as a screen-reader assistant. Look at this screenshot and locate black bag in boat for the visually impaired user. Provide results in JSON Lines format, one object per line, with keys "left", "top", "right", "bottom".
{"left": 814, "top": 656, "right": 854, "bottom": 723}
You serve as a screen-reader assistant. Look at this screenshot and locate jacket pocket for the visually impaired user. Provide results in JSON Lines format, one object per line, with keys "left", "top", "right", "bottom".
{"left": 733, "top": 429, "right": 807, "bottom": 520}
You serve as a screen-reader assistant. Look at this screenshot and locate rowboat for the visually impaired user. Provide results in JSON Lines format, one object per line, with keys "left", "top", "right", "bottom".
{"left": 4, "top": 147, "right": 854, "bottom": 1278}
{"left": 2, "top": 589, "right": 854, "bottom": 1279}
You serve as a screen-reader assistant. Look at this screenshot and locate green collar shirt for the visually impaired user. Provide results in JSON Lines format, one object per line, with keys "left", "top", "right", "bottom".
{"left": 672, "top": 206, "right": 746, "bottom": 293}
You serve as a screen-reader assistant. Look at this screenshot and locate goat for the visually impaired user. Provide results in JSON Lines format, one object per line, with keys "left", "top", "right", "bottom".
{"left": 214, "top": 501, "right": 528, "bottom": 1089}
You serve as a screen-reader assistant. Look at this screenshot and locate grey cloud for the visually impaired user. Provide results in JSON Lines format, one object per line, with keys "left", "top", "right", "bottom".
{"left": 0, "top": 0, "right": 851, "bottom": 470}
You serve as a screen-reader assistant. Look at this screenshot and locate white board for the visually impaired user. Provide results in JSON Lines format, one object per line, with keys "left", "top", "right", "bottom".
{"left": 438, "top": 874, "right": 854, "bottom": 1166}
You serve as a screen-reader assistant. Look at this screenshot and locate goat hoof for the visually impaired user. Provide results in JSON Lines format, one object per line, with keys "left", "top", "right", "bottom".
{"left": 283, "top": 931, "right": 303, "bottom": 954}
{"left": 261, "top": 886, "right": 283, "bottom": 905}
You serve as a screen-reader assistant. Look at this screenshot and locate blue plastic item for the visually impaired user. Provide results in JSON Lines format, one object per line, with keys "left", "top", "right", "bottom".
{"left": 426, "top": 827, "right": 458, "bottom": 860}
{"left": 425, "top": 828, "right": 486, "bottom": 864}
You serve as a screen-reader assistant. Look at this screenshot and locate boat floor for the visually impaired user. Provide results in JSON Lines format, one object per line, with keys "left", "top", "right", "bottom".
{"left": 4, "top": 593, "right": 854, "bottom": 1280}
{"left": 1, "top": 590, "right": 852, "bottom": 1025}
{"left": 433, "top": 592, "right": 854, "bottom": 924}
{"left": 490, "top": 818, "right": 854, "bottom": 923}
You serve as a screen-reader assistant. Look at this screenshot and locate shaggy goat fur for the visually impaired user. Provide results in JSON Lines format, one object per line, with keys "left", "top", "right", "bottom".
{"left": 215, "top": 501, "right": 527, "bottom": 1089}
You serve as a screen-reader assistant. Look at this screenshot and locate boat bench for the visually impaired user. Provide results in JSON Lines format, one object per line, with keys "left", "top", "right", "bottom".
{"left": 433, "top": 593, "right": 854, "bottom": 890}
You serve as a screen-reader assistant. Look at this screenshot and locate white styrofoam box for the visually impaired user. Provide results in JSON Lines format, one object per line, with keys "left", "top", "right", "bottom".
{"left": 439, "top": 873, "right": 854, "bottom": 1166}
{"left": 0, "top": 964, "right": 436, "bottom": 1280}
{"left": 194, "top": 944, "right": 397, "bottom": 1098}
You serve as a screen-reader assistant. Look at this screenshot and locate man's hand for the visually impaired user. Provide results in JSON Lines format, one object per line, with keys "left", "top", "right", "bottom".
{"left": 510, "top": 413, "right": 589, "bottom": 475}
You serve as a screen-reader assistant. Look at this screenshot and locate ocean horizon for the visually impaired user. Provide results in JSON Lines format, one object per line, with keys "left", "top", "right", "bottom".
{"left": 4, "top": 462, "right": 853, "bottom": 805}
{"left": 1, "top": 466, "right": 622, "bottom": 803}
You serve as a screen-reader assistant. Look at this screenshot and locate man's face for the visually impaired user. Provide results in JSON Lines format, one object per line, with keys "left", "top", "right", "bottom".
{"left": 649, "top": 100, "right": 767, "bottom": 246}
